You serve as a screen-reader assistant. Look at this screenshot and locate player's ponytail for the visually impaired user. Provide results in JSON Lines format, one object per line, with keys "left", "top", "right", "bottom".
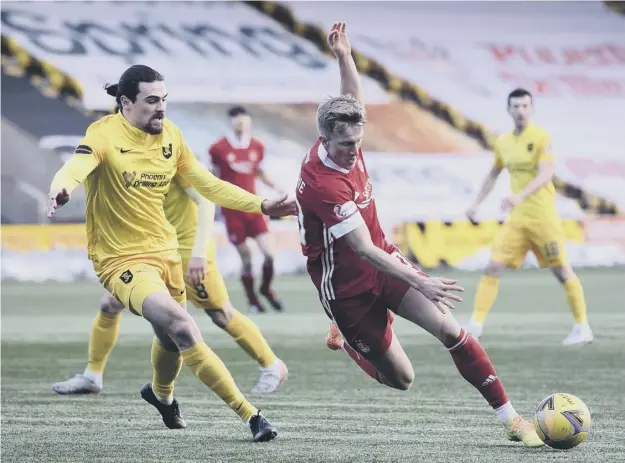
{"left": 104, "top": 83, "right": 119, "bottom": 98}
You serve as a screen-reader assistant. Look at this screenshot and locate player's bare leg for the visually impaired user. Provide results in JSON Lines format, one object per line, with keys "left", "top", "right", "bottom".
{"left": 551, "top": 265, "right": 593, "bottom": 345}
{"left": 204, "top": 301, "right": 288, "bottom": 393}
{"left": 255, "top": 233, "right": 284, "bottom": 312}
{"left": 466, "top": 260, "right": 507, "bottom": 339}
{"left": 52, "top": 292, "right": 124, "bottom": 395}
{"left": 236, "top": 241, "right": 266, "bottom": 314}
{"left": 397, "top": 288, "right": 543, "bottom": 447}
{"left": 142, "top": 292, "right": 277, "bottom": 441}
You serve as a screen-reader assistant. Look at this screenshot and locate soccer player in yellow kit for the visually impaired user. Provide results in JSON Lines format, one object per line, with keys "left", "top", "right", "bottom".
{"left": 52, "top": 175, "right": 288, "bottom": 397}
{"left": 466, "top": 88, "right": 593, "bottom": 345}
{"left": 47, "top": 65, "right": 295, "bottom": 442}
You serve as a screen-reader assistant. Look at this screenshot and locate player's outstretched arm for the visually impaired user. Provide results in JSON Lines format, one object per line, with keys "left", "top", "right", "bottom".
{"left": 178, "top": 144, "right": 296, "bottom": 217}
{"left": 328, "top": 22, "right": 363, "bottom": 105}
{"left": 257, "top": 167, "right": 285, "bottom": 195}
{"left": 47, "top": 143, "right": 102, "bottom": 218}
{"left": 466, "top": 166, "right": 502, "bottom": 220}
{"left": 343, "top": 226, "right": 464, "bottom": 312}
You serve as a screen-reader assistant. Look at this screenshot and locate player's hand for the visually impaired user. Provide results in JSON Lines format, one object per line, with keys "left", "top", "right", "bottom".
{"left": 328, "top": 22, "right": 351, "bottom": 58}
{"left": 47, "top": 188, "right": 70, "bottom": 218}
{"left": 501, "top": 195, "right": 522, "bottom": 211}
{"left": 261, "top": 194, "right": 297, "bottom": 217}
{"left": 186, "top": 257, "right": 206, "bottom": 287}
{"left": 465, "top": 205, "right": 478, "bottom": 221}
{"left": 414, "top": 276, "right": 464, "bottom": 313}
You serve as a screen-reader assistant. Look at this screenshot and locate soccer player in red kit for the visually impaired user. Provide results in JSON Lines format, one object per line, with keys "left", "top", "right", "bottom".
{"left": 295, "top": 22, "right": 543, "bottom": 447}
{"left": 209, "top": 107, "right": 284, "bottom": 314}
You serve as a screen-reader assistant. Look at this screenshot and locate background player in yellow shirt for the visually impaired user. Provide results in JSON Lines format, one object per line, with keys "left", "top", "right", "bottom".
{"left": 466, "top": 88, "right": 593, "bottom": 346}
{"left": 47, "top": 65, "right": 296, "bottom": 442}
{"left": 52, "top": 175, "right": 288, "bottom": 397}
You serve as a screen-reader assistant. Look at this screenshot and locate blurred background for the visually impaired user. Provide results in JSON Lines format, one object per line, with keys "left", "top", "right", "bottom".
{"left": 2, "top": 0, "right": 624, "bottom": 280}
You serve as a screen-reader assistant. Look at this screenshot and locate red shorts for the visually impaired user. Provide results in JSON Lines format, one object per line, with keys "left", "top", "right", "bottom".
{"left": 223, "top": 212, "right": 269, "bottom": 245}
{"left": 321, "top": 254, "right": 426, "bottom": 359}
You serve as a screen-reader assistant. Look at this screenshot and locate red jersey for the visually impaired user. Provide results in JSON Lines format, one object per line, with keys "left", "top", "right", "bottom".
{"left": 209, "top": 136, "right": 264, "bottom": 214}
{"left": 295, "top": 139, "right": 394, "bottom": 300}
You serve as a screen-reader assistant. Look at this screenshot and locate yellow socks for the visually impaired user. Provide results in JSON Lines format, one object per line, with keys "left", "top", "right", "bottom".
{"left": 151, "top": 337, "right": 183, "bottom": 402}
{"left": 563, "top": 276, "right": 588, "bottom": 324}
{"left": 224, "top": 310, "right": 277, "bottom": 368}
{"left": 86, "top": 312, "right": 121, "bottom": 374}
{"left": 181, "top": 342, "right": 257, "bottom": 422}
{"left": 471, "top": 276, "right": 500, "bottom": 324}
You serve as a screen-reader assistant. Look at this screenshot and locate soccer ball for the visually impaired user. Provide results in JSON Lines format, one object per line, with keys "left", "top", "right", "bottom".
{"left": 534, "top": 393, "right": 591, "bottom": 449}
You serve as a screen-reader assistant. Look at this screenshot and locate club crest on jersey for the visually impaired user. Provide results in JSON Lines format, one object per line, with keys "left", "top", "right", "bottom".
{"left": 527, "top": 143, "right": 534, "bottom": 152}
{"left": 122, "top": 170, "right": 137, "bottom": 188}
{"left": 249, "top": 150, "right": 258, "bottom": 161}
{"left": 227, "top": 153, "right": 236, "bottom": 163}
{"left": 162, "top": 143, "right": 173, "bottom": 159}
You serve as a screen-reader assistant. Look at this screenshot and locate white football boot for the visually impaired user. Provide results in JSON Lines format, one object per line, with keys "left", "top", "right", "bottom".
{"left": 562, "top": 324, "right": 594, "bottom": 345}
{"left": 52, "top": 374, "right": 102, "bottom": 395}
{"left": 250, "top": 358, "right": 288, "bottom": 393}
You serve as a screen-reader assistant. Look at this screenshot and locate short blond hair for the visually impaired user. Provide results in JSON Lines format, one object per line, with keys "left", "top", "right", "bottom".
{"left": 316, "top": 95, "right": 366, "bottom": 139}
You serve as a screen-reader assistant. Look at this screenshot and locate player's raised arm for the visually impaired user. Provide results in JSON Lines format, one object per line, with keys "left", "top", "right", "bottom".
{"left": 328, "top": 22, "right": 364, "bottom": 105}
{"left": 47, "top": 132, "right": 105, "bottom": 218}
{"left": 177, "top": 138, "right": 296, "bottom": 217}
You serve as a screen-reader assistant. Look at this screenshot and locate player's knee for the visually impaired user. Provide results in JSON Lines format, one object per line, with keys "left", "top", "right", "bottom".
{"left": 552, "top": 266, "right": 574, "bottom": 284}
{"left": 99, "top": 293, "right": 124, "bottom": 315}
{"left": 206, "top": 305, "right": 234, "bottom": 329}
{"left": 484, "top": 261, "right": 505, "bottom": 278}
{"left": 392, "top": 370, "right": 414, "bottom": 391}
{"left": 168, "top": 315, "right": 200, "bottom": 350}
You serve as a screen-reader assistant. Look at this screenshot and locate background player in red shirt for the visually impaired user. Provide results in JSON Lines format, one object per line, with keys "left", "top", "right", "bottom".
{"left": 209, "top": 107, "right": 285, "bottom": 314}
{"left": 295, "top": 22, "right": 543, "bottom": 447}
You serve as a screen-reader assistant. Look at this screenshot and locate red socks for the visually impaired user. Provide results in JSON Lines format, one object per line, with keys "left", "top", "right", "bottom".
{"left": 241, "top": 273, "right": 261, "bottom": 306}
{"left": 448, "top": 329, "right": 509, "bottom": 409}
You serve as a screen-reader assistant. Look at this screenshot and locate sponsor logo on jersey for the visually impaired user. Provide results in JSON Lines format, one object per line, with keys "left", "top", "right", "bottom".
{"left": 122, "top": 171, "right": 171, "bottom": 188}
{"left": 122, "top": 170, "right": 137, "bottom": 188}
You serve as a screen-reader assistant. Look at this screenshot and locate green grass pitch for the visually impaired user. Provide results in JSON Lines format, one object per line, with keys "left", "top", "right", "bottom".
{"left": 2, "top": 269, "right": 624, "bottom": 462}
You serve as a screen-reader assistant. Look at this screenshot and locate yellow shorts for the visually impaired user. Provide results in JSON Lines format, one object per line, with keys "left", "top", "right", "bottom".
{"left": 94, "top": 251, "right": 186, "bottom": 316}
{"left": 180, "top": 244, "right": 229, "bottom": 311}
{"left": 490, "top": 219, "right": 569, "bottom": 269}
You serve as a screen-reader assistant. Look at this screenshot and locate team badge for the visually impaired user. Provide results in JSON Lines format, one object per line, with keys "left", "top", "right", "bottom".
{"left": 122, "top": 170, "right": 137, "bottom": 188}
{"left": 162, "top": 143, "right": 173, "bottom": 159}
{"left": 119, "top": 270, "right": 133, "bottom": 284}
{"left": 354, "top": 340, "right": 370, "bottom": 354}
{"left": 527, "top": 143, "right": 534, "bottom": 152}
{"left": 249, "top": 150, "right": 258, "bottom": 161}
{"left": 227, "top": 153, "right": 236, "bottom": 163}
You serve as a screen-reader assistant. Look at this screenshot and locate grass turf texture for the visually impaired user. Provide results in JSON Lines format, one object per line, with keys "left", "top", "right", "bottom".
{"left": 2, "top": 269, "right": 624, "bottom": 462}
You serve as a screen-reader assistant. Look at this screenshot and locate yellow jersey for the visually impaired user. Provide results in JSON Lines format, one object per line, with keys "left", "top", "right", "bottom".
{"left": 494, "top": 123, "right": 557, "bottom": 223}
{"left": 50, "top": 112, "right": 262, "bottom": 263}
{"left": 164, "top": 175, "right": 201, "bottom": 252}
